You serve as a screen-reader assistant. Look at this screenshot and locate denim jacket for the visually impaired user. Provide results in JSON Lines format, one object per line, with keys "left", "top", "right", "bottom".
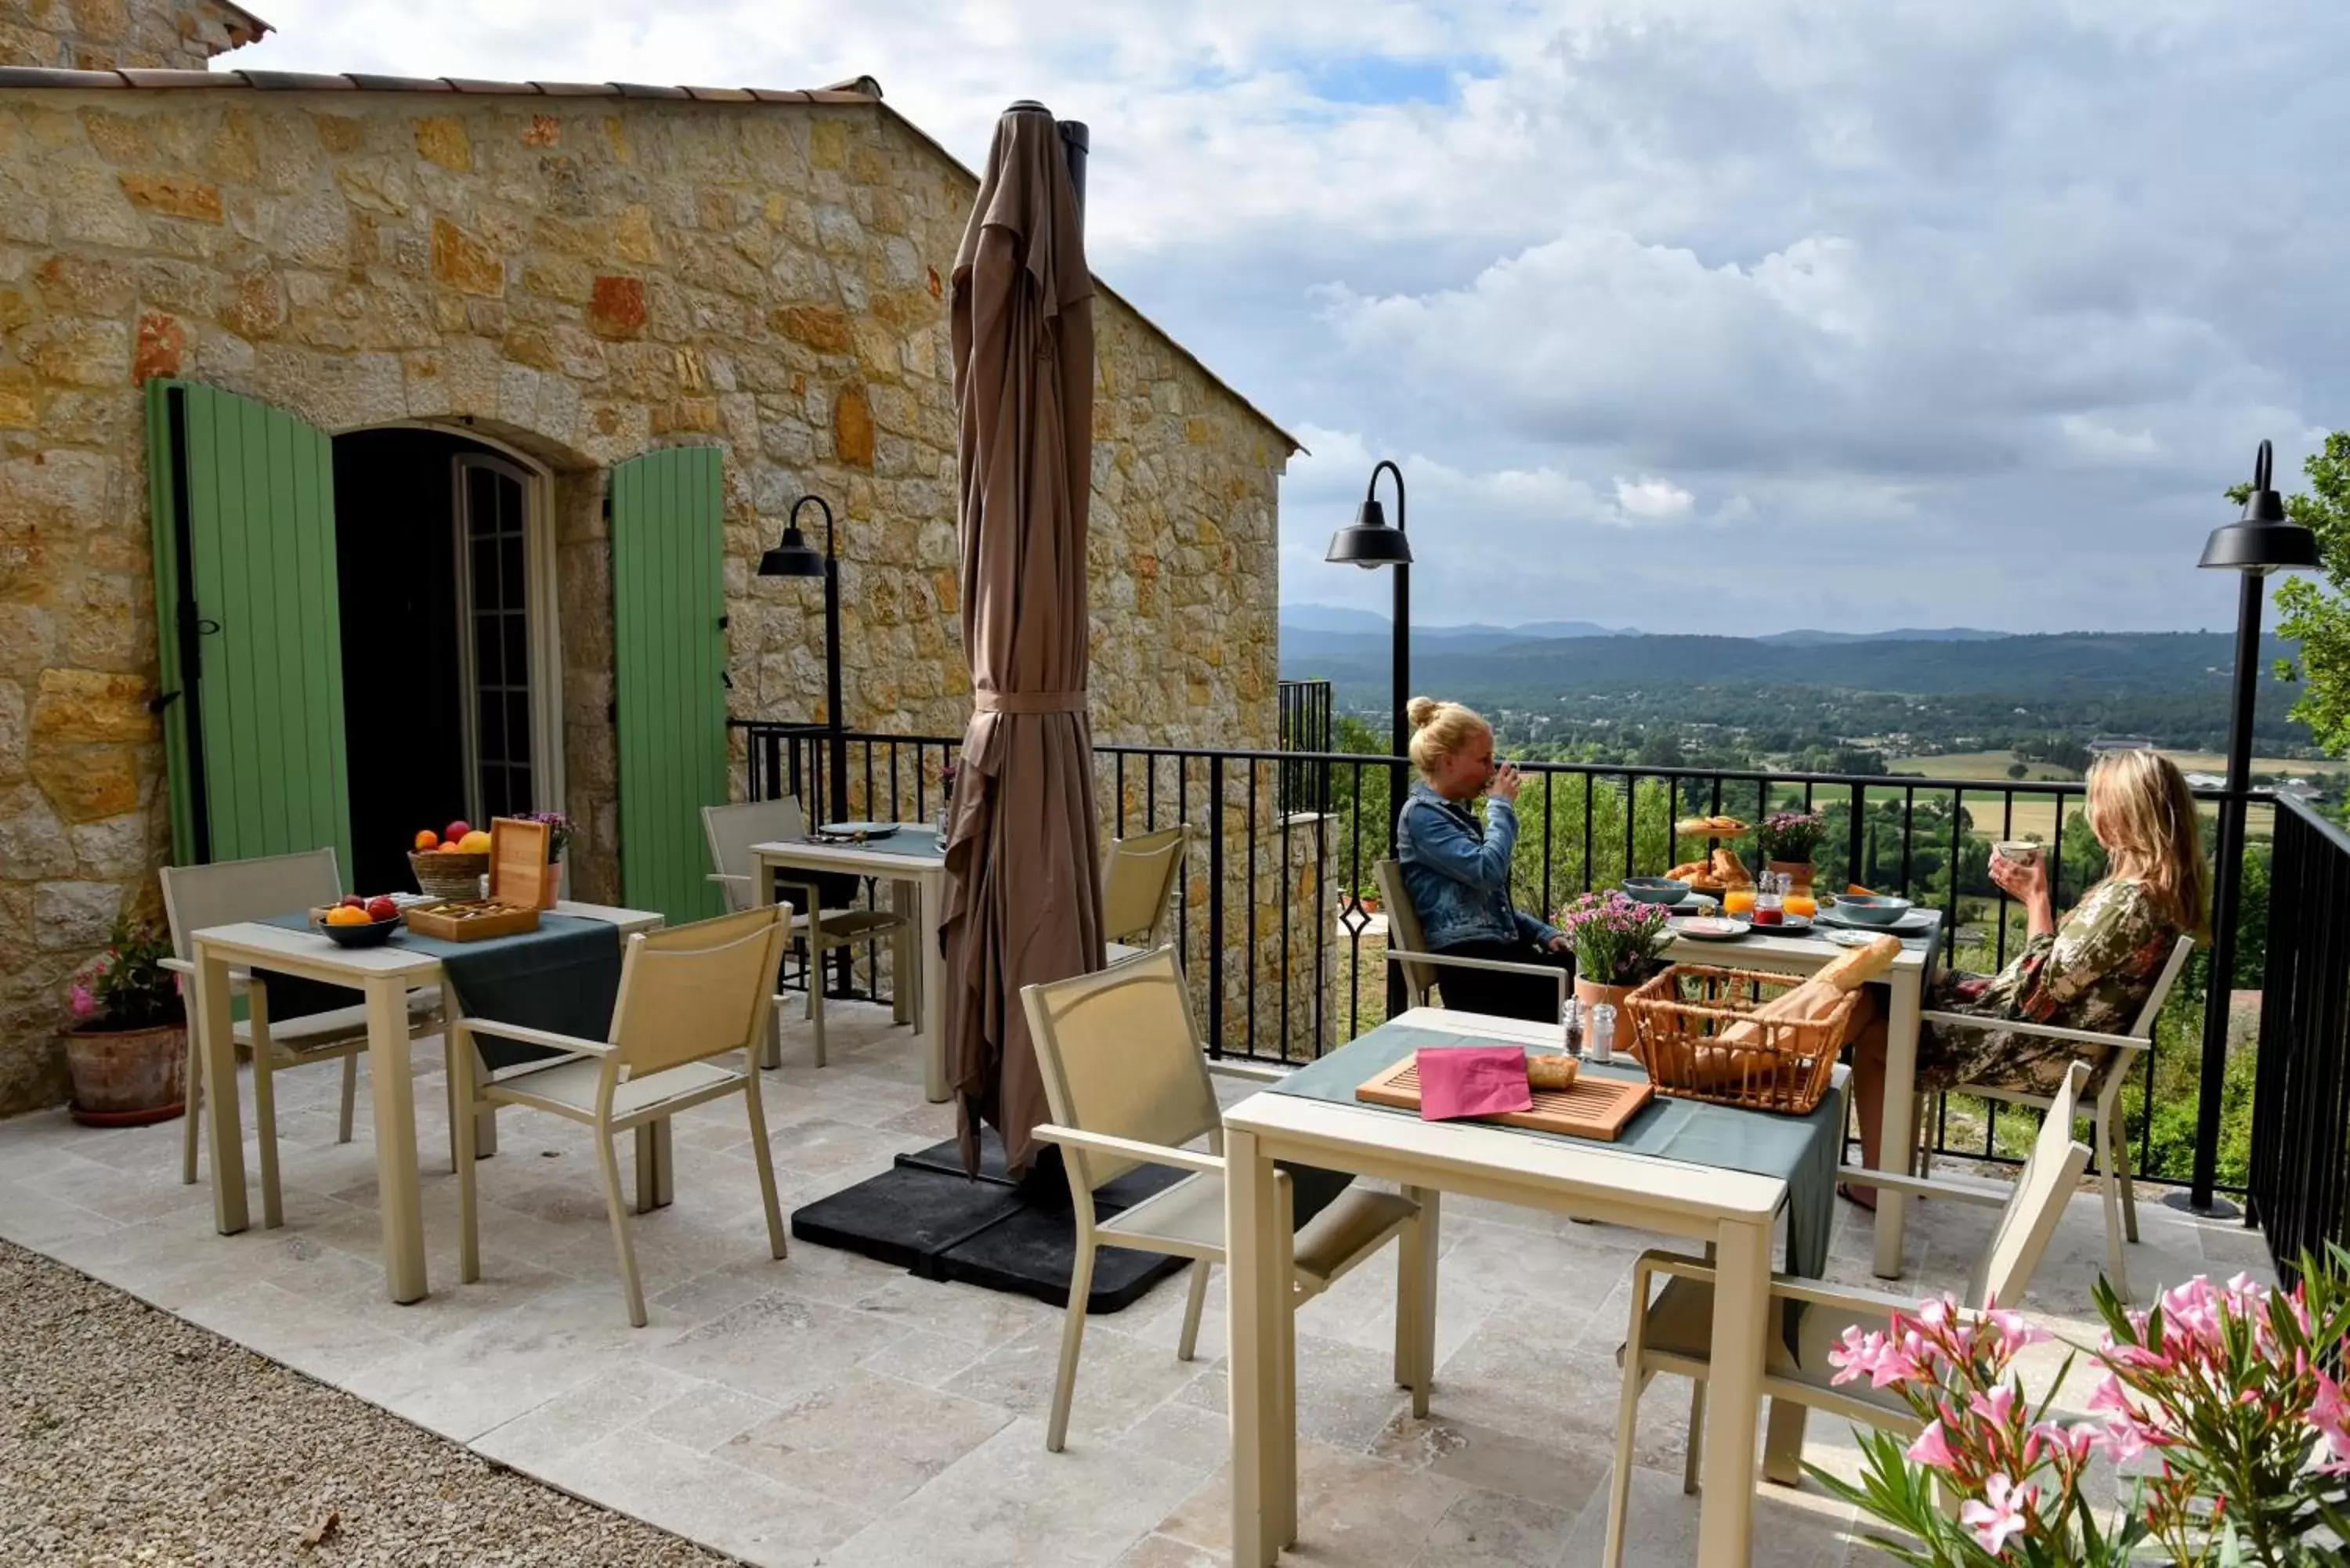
{"left": 1395, "top": 782, "right": 1560, "bottom": 952}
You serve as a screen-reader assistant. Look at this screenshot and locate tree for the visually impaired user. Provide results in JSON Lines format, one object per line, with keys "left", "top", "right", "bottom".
{"left": 2243, "top": 432, "right": 2350, "bottom": 753}
{"left": 2006, "top": 761, "right": 2028, "bottom": 779}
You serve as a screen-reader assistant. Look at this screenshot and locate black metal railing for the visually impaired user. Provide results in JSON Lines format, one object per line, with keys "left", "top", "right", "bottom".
{"left": 2250, "top": 797, "right": 2350, "bottom": 1282}
{"left": 728, "top": 721, "right": 2262, "bottom": 1193}
{"left": 1277, "top": 679, "right": 1333, "bottom": 815}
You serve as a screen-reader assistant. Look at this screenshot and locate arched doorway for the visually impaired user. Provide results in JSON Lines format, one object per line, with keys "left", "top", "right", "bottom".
{"left": 331, "top": 427, "right": 563, "bottom": 894}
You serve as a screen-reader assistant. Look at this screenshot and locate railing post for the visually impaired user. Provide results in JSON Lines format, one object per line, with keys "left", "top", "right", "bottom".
{"left": 1208, "top": 753, "right": 1225, "bottom": 1054}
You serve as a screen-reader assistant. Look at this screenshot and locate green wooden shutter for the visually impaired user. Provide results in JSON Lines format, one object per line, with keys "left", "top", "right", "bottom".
{"left": 145, "top": 381, "right": 352, "bottom": 872}
{"left": 611, "top": 446, "right": 728, "bottom": 923}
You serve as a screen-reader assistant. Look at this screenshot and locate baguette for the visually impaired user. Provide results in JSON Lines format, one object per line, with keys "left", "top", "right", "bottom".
{"left": 1708, "top": 937, "right": 1894, "bottom": 1053}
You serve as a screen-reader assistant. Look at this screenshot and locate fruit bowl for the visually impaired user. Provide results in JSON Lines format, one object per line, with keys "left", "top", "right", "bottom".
{"left": 409, "top": 849, "right": 490, "bottom": 901}
{"left": 322, "top": 916, "right": 402, "bottom": 948}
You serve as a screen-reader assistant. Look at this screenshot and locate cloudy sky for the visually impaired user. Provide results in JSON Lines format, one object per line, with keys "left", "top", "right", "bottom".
{"left": 236, "top": 1, "right": 2348, "bottom": 634}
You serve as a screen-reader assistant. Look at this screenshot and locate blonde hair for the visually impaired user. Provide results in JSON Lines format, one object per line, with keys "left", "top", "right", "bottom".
{"left": 1405, "top": 695, "right": 1490, "bottom": 779}
{"left": 2084, "top": 750, "right": 2210, "bottom": 942}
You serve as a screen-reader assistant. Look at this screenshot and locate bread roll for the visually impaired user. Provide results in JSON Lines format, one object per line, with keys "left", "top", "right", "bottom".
{"left": 1526, "top": 1054, "right": 1579, "bottom": 1091}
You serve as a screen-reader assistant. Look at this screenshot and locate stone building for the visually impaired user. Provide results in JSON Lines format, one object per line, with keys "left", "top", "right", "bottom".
{"left": 0, "top": 1, "right": 1300, "bottom": 1111}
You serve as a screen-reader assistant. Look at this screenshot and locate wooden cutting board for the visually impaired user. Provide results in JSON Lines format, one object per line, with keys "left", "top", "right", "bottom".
{"left": 1354, "top": 1054, "right": 1655, "bottom": 1141}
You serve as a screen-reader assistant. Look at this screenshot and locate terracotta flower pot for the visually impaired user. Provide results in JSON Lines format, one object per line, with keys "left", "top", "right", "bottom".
{"left": 64, "top": 1020, "right": 187, "bottom": 1126}
{"left": 1573, "top": 976, "right": 1636, "bottom": 1013}
{"left": 1767, "top": 859, "right": 1815, "bottom": 894}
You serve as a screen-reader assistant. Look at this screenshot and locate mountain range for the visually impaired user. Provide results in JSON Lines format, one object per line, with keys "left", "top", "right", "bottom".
{"left": 1281, "top": 606, "right": 2016, "bottom": 666}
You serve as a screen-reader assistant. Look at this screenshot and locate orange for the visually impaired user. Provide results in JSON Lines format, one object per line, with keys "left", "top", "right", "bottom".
{"left": 325, "top": 905, "right": 370, "bottom": 927}
{"left": 414, "top": 829, "right": 439, "bottom": 851}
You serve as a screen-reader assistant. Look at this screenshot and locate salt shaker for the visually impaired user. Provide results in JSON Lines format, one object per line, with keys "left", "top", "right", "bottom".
{"left": 1586, "top": 1003, "right": 1617, "bottom": 1064}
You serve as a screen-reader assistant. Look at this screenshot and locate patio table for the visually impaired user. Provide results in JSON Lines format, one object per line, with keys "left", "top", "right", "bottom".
{"left": 190, "top": 900, "right": 662, "bottom": 1304}
{"left": 1224, "top": 1006, "right": 1839, "bottom": 1567}
{"left": 1663, "top": 910, "right": 1943, "bottom": 1279}
{"left": 750, "top": 826, "right": 945, "bottom": 1101}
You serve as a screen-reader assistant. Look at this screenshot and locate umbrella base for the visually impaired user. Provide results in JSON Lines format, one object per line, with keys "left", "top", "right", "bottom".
{"left": 790, "top": 1133, "right": 1186, "bottom": 1313}
{"left": 791, "top": 1133, "right": 1359, "bottom": 1316}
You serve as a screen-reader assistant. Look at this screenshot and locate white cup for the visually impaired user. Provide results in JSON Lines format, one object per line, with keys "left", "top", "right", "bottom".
{"left": 1991, "top": 840, "right": 2040, "bottom": 867}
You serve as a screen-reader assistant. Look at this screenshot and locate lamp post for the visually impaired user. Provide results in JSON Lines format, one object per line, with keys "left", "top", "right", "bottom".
{"left": 757, "top": 494, "right": 850, "bottom": 831}
{"left": 2174, "top": 439, "right": 2320, "bottom": 1216}
{"left": 1326, "top": 459, "right": 1413, "bottom": 1013}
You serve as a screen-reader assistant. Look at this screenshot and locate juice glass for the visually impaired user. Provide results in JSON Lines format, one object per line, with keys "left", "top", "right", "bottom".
{"left": 1784, "top": 893, "right": 1817, "bottom": 919}
{"left": 1723, "top": 886, "right": 1757, "bottom": 916}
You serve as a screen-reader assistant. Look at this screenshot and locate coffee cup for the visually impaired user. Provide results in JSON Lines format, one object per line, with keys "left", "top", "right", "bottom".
{"left": 1991, "top": 840, "right": 2040, "bottom": 867}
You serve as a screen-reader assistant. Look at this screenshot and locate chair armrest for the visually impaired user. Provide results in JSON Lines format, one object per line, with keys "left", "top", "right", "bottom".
{"left": 1384, "top": 948, "right": 1568, "bottom": 982}
{"left": 161, "top": 956, "right": 252, "bottom": 992}
{"left": 1920, "top": 1010, "right": 2142, "bottom": 1052}
{"left": 1032, "top": 1125, "right": 1225, "bottom": 1177}
{"left": 1631, "top": 1247, "right": 1922, "bottom": 1320}
{"left": 707, "top": 872, "right": 753, "bottom": 887}
{"left": 454, "top": 1017, "right": 613, "bottom": 1057}
{"left": 1834, "top": 1165, "right": 2006, "bottom": 1208}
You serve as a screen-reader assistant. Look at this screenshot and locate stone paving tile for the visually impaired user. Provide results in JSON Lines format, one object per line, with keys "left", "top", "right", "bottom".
{"left": 0, "top": 999, "right": 2271, "bottom": 1567}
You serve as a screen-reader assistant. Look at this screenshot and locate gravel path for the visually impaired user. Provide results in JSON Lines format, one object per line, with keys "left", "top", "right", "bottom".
{"left": 0, "top": 1241, "right": 735, "bottom": 1568}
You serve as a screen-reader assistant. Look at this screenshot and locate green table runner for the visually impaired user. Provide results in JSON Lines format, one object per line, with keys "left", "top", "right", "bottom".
{"left": 258, "top": 912, "right": 622, "bottom": 1071}
{"left": 1267, "top": 1022, "right": 1843, "bottom": 1283}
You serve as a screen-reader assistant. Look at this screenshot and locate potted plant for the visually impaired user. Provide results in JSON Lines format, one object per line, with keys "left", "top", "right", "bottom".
{"left": 1555, "top": 891, "right": 1674, "bottom": 1013}
{"left": 1755, "top": 810, "right": 1825, "bottom": 892}
{"left": 518, "top": 810, "right": 574, "bottom": 909}
{"left": 1817, "top": 1255, "right": 2350, "bottom": 1566}
{"left": 62, "top": 914, "right": 187, "bottom": 1127}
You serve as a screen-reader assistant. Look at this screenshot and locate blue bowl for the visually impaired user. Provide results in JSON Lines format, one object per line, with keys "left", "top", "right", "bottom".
{"left": 1831, "top": 894, "right": 1914, "bottom": 927}
{"left": 1622, "top": 877, "right": 1691, "bottom": 905}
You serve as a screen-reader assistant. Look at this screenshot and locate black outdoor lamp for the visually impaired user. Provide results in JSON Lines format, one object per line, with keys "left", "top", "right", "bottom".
{"left": 2176, "top": 440, "right": 2321, "bottom": 1217}
{"left": 758, "top": 494, "right": 851, "bottom": 831}
{"left": 1325, "top": 459, "right": 1415, "bottom": 766}
{"left": 1326, "top": 459, "right": 1415, "bottom": 1013}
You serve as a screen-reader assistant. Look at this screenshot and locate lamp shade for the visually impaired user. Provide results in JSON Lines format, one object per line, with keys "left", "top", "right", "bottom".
{"left": 2199, "top": 439, "right": 2319, "bottom": 574}
{"left": 1325, "top": 499, "right": 1413, "bottom": 569}
{"left": 757, "top": 526, "right": 825, "bottom": 578}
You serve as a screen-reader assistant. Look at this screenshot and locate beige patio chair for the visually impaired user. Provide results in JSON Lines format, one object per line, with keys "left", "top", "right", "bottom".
{"left": 449, "top": 904, "right": 793, "bottom": 1327}
{"left": 701, "top": 797, "right": 912, "bottom": 1068}
{"left": 161, "top": 849, "right": 445, "bottom": 1230}
{"left": 1375, "top": 859, "right": 1571, "bottom": 1018}
{"left": 1021, "top": 945, "right": 1425, "bottom": 1453}
{"left": 1919, "top": 933, "right": 2192, "bottom": 1303}
{"left": 1602, "top": 1061, "right": 2095, "bottom": 1568}
{"left": 1104, "top": 824, "right": 1189, "bottom": 962}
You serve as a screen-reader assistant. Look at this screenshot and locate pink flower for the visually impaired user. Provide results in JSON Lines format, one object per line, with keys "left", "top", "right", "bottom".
{"left": 2159, "top": 1276, "right": 2223, "bottom": 1344}
{"left": 2086, "top": 1373, "right": 2132, "bottom": 1416}
{"left": 2096, "top": 1415, "right": 2155, "bottom": 1464}
{"left": 1969, "top": 1386, "right": 2017, "bottom": 1428}
{"left": 1961, "top": 1473, "right": 2035, "bottom": 1556}
{"left": 1984, "top": 1308, "right": 2048, "bottom": 1358}
{"left": 69, "top": 985, "right": 96, "bottom": 1018}
{"left": 1906, "top": 1419, "right": 1961, "bottom": 1472}
{"left": 2028, "top": 1421, "right": 2095, "bottom": 1467}
{"left": 2311, "top": 1370, "right": 2350, "bottom": 1473}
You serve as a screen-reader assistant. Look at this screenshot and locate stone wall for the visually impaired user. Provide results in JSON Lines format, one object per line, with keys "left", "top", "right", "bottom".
{"left": 0, "top": 82, "right": 1291, "bottom": 1112}
{"left": 0, "top": 0, "right": 265, "bottom": 72}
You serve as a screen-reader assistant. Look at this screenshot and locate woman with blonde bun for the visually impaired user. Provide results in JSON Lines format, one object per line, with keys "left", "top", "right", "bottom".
{"left": 1392, "top": 696, "right": 1572, "bottom": 1021}
{"left": 1842, "top": 748, "right": 2207, "bottom": 1208}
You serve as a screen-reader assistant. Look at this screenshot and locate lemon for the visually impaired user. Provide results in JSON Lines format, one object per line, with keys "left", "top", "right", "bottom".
{"left": 325, "top": 905, "right": 370, "bottom": 927}
{"left": 457, "top": 829, "right": 493, "bottom": 854}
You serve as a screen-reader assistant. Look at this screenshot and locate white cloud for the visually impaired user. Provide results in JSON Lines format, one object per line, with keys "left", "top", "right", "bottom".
{"left": 1614, "top": 476, "right": 1695, "bottom": 519}
{"left": 230, "top": 0, "right": 2350, "bottom": 632}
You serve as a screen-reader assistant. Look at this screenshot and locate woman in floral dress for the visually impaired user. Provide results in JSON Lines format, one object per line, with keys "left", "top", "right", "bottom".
{"left": 1842, "top": 749, "right": 2209, "bottom": 1209}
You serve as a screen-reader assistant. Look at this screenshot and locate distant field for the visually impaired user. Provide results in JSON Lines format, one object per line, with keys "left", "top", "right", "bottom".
{"left": 1875, "top": 751, "right": 2277, "bottom": 844}
{"left": 1888, "top": 750, "right": 2078, "bottom": 782}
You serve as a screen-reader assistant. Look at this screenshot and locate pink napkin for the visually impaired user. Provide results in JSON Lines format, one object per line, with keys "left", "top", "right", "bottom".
{"left": 1415, "top": 1046, "right": 1533, "bottom": 1122}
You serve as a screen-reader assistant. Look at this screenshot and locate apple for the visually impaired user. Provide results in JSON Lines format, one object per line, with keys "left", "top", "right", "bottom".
{"left": 366, "top": 896, "right": 400, "bottom": 923}
{"left": 340, "top": 895, "right": 365, "bottom": 909}
{"left": 443, "top": 819, "right": 472, "bottom": 844}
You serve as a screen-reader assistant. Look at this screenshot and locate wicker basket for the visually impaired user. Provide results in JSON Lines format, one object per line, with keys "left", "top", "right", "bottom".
{"left": 1622, "top": 962, "right": 1854, "bottom": 1115}
{"left": 409, "top": 850, "right": 489, "bottom": 901}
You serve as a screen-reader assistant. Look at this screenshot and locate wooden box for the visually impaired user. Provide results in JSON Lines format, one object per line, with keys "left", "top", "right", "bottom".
{"left": 401, "top": 899, "right": 540, "bottom": 941}
{"left": 487, "top": 817, "right": 554, "bottom": 911}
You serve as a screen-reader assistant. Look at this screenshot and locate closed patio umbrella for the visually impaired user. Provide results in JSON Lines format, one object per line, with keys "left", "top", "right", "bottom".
{"left": 942, "top": 104, "right": 1103, "bottom": 1175}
